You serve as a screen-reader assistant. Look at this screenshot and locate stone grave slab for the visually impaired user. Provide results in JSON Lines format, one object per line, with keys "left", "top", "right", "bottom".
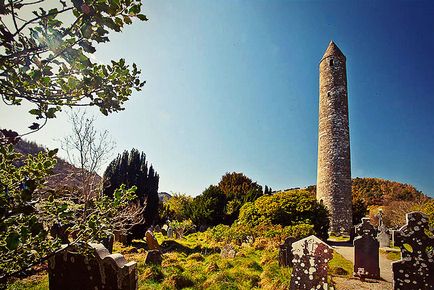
{"left": 290, "top": 235, "right": 333, "bottom": 290}
{"left": 392, "top": 211, "right": 434, "bottom": 290}
{"left": 353, "top": 218, "right": 380, "bottom": 279}
{"left": 145, "top": 229, "right": 160, "bottom": 250}
{"left": 48, "top": 243, "right": 137, "bottom": 290}
{"left": 279, "top": 237, "right": 295, "bottom": 267}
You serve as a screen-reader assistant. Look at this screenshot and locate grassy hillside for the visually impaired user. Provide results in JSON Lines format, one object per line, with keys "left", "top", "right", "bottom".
{"left": 7, "top": 231, "right": 353, "bottom": 290}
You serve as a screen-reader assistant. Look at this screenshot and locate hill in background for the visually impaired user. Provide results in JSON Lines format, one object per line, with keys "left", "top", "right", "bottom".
{"left": 14, "top": 139, "right": 101, "bottom": 191}
{"left": 306, "top": 177, "right": 428, "bottom": 206}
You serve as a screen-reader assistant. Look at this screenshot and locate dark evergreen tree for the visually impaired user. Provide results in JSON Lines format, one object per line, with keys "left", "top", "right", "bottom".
{"left": 103, "top": 149, "right": 159, "bottom": 230}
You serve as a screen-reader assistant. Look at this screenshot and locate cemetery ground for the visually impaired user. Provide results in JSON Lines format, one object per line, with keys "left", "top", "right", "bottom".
{"left": 6, "top": 231, "right": 401, "bottom": 290}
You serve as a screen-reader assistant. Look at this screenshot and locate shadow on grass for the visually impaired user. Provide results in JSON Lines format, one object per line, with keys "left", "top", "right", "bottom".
{"left": 160, "top": 240, "right": 220, "bottom": 255}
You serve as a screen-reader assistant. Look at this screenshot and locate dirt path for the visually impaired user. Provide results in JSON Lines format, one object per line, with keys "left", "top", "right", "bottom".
{"left": 330, "top": 242, "right": 395, "bottom": 289}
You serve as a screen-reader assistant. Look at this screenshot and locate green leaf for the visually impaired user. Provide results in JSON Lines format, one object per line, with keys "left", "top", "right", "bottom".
{"left": 6, "top": 232, "right": 20, "bottom": 250}
{"left": 129, "top": 4, "right": 140, "bottom": 15}
{"left": 46, "top": 107, "right": 57, "bottom": 118}
{"left": 137, "top": 14, "right": 148, "bottom": 21}
{"left": 29, "top": 109, "right": 40, "bottom": 115}
{"left": 48, "top": 148, "right": 58, "bottom": 157}
{"left": 123, "top": 16, "right": 132, "bottom": 25}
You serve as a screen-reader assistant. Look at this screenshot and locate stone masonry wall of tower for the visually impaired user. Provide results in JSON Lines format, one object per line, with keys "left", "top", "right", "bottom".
{"left": 317, "top": 41, "right": 352, "bottom": 235}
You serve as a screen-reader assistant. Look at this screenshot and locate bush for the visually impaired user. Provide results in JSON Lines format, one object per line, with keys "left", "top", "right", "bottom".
{"left": 238, "top": 190, "right": 329, "bottom": 239}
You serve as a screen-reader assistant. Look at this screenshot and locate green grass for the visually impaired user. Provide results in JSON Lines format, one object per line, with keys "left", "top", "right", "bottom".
{"left": 328, "top": 252, "right": 353, "bottom": 277}
{"left": 328, "top": 235, "right": 351, "bottom": 242}
{"left": 7, "top": 273, "right": 48, "bottom": 290}
{"left": 380, "top": 248, "right": 401, "bottom": 261}
{"left": 7, "top": 232, "right": 355, "bottom": 289}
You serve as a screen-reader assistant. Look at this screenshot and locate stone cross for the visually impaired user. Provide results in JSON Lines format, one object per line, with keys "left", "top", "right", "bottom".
{"left": 392, "top": 211, "right": 434, "bottom": 290}
{"left": 353, "top": 218, "right": 380, "bottom": 279}
{"left": 48, "top": 243, "right": 137, "bottom": 290}
{"left": 279, "top": 237, "right": 295, "bottom": 267}
{"left": 290, "top": 235, "right": 333, "bottom": 290}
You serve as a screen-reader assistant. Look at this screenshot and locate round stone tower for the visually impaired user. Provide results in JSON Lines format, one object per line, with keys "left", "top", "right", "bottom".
{"left": 317, "top": 41, "right": 352, "bottom": 235}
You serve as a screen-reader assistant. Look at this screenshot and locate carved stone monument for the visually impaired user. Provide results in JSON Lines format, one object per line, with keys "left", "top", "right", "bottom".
{"left": 392, "top": 211, "right": 434, "bottom": 290}
{"left": 279, "top": 237, "right": 295, "bottom": 267}
{"left": 376, "top": 209, "right": 391, "bottom": 248}
{"left": 290, "top": 235, "right": 333, "bottom": 290}
{"left": 144, "top": 249, "right": 162, "bottom": 265}
{"left": 145, "top": 228, "right": 160, "bottom": 250}
{"left": 353, "top": 218, "right": 380, "bottom": 279}
{"left": 48, "top": 243, "right": 137, "bottom": 290}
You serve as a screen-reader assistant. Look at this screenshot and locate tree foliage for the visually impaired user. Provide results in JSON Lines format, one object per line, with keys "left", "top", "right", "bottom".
{"left": 0, "top": 145, "right": 58, "bottom": 279}
{"left": 0, "top": 145, "right": 137, "bottom": 280}
{"left": 0, "top": 0, "right": 147, "bottom": 134}
{"left": 352, "top": 177, "right": 425, "bottom": 206}
{"left": 189, "top": 185, "right": 226, "bottom": 227}
{"left": 218, "top": 172, "right": 263, "bottom": 223}
{"left": 160, "top": 193, "right": 193, "bottom": 223}
{"left": 103, "top": 148, "right": 159, "bottom": 229}
{"left": 238, "top": 189, "right": 329, "bottom": 240}
{"left": 352, "top": 198, "right": 368, "bottom": 225}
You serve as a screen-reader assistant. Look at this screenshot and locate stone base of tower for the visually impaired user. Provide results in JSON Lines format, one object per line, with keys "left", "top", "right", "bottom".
{"left": 317, "top": 187, "right": 353, "bottom": 236}
{"left": 328, "top": 214, "right": 353, "bottom": 236}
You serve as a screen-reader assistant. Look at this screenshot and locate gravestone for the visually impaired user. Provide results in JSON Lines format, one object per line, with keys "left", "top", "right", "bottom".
{"left": 167, "top": 226, "right": 173, "bottom": 238}
{"left": 377, "top": 229, "right": 391, "bottom": 248}
{"left": 145, "top": 249, "right": 162, "bottom": 265}
{"left": 145, "top": 229, "right": 160, "bottom": 250}
{"left": 48, "top": 243, "right": 137, "bottom": 290}
{"left": 220, "top": 244, "right": 236, "bottom": 259}
{"left": 279, "top": 237, "right": 295, "bottom": 267}
{"left": 376, "top": 209, "right": 391, "bottom": 248}
{"left": 290, "top": 235, "right": 333, "bottom": 290}
{"left": 353, "top": 218, "right": 380, "bottom": 279}
{"left": 392, "top": 211, "right": 434, "bottom": 290}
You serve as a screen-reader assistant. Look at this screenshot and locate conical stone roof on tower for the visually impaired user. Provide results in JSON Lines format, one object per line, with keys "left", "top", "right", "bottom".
{"left": 317, "top": 41, "right": 352, "bottom": 235}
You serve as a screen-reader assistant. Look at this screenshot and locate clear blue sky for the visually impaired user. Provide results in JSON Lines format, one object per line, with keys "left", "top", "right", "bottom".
{"left": 2, "top": 1, "right": 434, "bottom": 197}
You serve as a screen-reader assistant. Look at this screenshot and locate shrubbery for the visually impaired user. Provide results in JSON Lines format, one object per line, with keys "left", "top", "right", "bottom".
{"left": 204, "top": 223, "right": 315, "bottom": 246}
{"left": 238, "top": 190, "right": 329, "bottom": 239}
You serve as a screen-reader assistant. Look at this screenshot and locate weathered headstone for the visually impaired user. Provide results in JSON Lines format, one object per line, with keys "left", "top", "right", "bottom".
{"left": 220, "top": 244, "right": 236, "bottom": 259}
{"left": 377, "top": 229, "right": 391, "bottom": 248}
{"left": 145, "top": 229, "right": 160, "bottom": 250}
{"left": 392, "top": 211, "right": 434, "bottom": 290}
{"left": 48, "top": 243, "right": 137, "bottom": 290}
{"left": 353, "top": 218, "right": 380, "bottom": 279}
{"left": 279, "top": 237, "right": 295, "bottom": 267}
{"left": 144, "top": 249, "right": 162, "bottom": 265}
{"left": 167, "top": 226, "right": 173, "bottom": 238}
{"left": 290, "top": 235, "right": 333, "bottom": 290}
